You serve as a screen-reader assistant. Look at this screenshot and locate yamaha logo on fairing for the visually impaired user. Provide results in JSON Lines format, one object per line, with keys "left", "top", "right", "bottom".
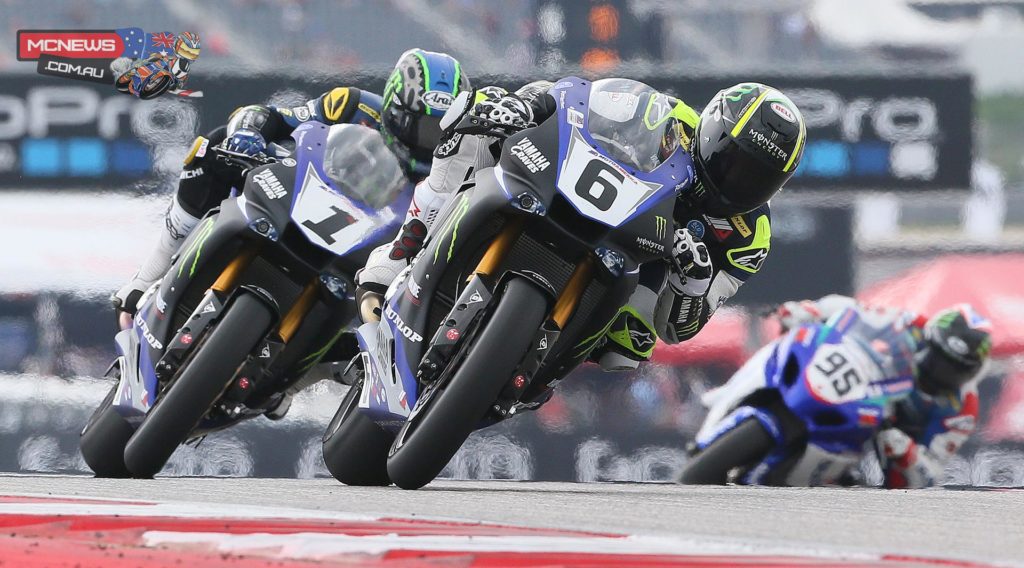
{"left": 253, "top": 169, "right": 286, "bottom": 199}
{"left": 385, "top": 303, "right": 423, "bottom": 343}
{"left": 422, "top": 90, "right": 454, "bottom": 111}
{"left": 510, "top": 137, "right": 550, "bottom": 173}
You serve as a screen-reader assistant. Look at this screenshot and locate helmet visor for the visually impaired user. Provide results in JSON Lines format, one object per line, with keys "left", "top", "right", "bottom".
{"left": 915, "top": 346, "right": 979, "bottom": 391}
{"left": 382, "top": 105, "right": 442, "bottom": 163}
{"left": 694, "top": 134, "right": 793, "bottom": 214}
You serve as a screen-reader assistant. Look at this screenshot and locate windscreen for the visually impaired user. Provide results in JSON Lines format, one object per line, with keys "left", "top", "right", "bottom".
{"left": 837, "top": 309, "right": 918, "bottom": 382}
{"left": 322, "top": 124, "right": 405, "bottom": 209}
{"left": 586, "top": 78, "right": 682, "bottom": 173}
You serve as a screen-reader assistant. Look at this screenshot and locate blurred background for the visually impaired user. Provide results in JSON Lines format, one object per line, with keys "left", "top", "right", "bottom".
{"left": 0, "top": 0, "right": 1023, "bottom": 484}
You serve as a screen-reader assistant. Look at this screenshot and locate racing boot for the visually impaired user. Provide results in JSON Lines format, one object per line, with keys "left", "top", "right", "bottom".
{"left": 355, "top": 218, "right": 428, "bottom": 322}
{"left": 112, "top": 197, "right": 200, "bottom": 325}
{"left": 588, "top": 284, "right": 662, "bottom": 372}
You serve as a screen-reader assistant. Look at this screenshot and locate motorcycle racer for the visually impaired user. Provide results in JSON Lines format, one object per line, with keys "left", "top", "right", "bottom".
{"left": 113, "top": 48, "right": 471, "bottom": 320}
{"left": 776, "top": 295, "right": 992, "bottom": 488}
{"left": 356, "top": 80, "right": 806, "bottom": 372}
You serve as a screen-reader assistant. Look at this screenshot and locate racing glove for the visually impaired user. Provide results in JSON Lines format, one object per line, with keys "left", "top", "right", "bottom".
{"left": 445, "top": 87, "right": 535, "bottom": 139}
{"left": 223, "top": 128, "right": 267, "bottom": 157}
{"left": 667, "top": 228, "right": 713, "bottom": 297}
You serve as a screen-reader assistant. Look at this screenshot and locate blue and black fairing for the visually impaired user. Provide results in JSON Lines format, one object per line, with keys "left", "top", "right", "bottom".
{"left": 115, "top": 121, "right": 410, "bottom": 424}
{"left": 358, "top": 77, "right": 696, "bottom": 428}
{"left": 695, "top": 307, "right": 918, "bottom": 483}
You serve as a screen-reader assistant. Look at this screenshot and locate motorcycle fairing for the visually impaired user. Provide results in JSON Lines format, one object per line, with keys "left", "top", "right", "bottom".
{"left": 287, "top": 123, "right": 411, "bottom": 258}
{"left": 697, "top": 308, "right": 917, "bottom": 485}
{"left": 114, "top": 121, "right": 396, "bottom": 423}
{"left": 357, "top": 79, "right": 690, "bottom": 427}
{"left": 548, "top": 78, "right": 694, "bottom": 228}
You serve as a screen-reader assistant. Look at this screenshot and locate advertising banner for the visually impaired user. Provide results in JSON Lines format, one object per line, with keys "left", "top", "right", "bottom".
{"left": 0, "top": 72, "right": 972, "bottom": 190}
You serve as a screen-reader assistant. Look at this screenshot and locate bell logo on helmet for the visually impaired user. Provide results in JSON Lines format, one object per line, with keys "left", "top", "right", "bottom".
{"left": 422, "top": 90, "right": 454, "bottom": 111}
{"left": 770, "top": 101, "right": 797, "bottom": 123}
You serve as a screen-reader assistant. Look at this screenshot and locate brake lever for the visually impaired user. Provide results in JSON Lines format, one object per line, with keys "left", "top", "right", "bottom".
{"left": 452, "top": 113, "right": 533, "bottom": 140}
{"left": 211, "top": 145, "right": 276, "bottom": 171}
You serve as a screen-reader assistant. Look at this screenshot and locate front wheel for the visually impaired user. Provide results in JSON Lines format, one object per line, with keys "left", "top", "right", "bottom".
{"left": 678, "top": 417, "right": 776, "bottom": 485}
{"left": 80, "top": 381, "right": 134, "bottom": 478}
{"left": 387, "top": 278, "right": 548, "bottom": 490}
{"left": 123, "top": 292, "right": 274, "bottom": 478}
{"left": 322, "top": 379, "right": 393, "bottom": 486}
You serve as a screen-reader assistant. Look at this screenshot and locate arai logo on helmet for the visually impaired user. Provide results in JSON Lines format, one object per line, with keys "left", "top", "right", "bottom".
{"left": 770, "top": 101, "right": 797, "bottom": 123}
{"left": 422, "top": 90, "right": 454, "bottom": 111}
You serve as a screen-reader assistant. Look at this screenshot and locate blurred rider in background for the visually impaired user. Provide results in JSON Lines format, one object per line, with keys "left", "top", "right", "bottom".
{"left": 356, "top": 79, "right": 807, "bottom": 382}
{"left": 112, "top": 48, "right": 471, "bottom": 325}
{"left": 777, "top": 295, "right": 992, "bottom": 488}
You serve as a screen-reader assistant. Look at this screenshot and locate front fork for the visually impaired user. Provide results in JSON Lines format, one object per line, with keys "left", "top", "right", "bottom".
{"left": 416, "top": 219, "right": 595, "bottom": 416}
{"left": 155, "top": 245, "right": 322, "bottom": 401}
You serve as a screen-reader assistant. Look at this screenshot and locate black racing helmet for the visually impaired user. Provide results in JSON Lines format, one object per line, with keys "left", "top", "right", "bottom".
{"left": 915, "top": 305, "right": 992, "bottom": 393}
{"left": 688, "top": 83, "right": 806, "bottom": 216}
{"left": 381, "top": 48, "right": 471, "bottom": 178}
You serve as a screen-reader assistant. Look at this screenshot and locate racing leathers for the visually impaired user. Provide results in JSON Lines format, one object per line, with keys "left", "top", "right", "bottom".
{"left": 356, "top": 84, "right": 773, "bottom": 370}
{"left": 114, "top": 86, "right": 390, "bottom": 316}
{"left": 777, "top": 295, "right": 981, "bottom": 488}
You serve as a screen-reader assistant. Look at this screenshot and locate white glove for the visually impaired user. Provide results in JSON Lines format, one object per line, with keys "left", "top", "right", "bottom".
{"left": 667, "top": 228, "right": 712, "bottom": 297}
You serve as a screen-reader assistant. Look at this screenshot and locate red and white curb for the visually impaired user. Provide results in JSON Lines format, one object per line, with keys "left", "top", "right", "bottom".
{"left": 0, "top": 494, "right": 994, "bottom": 567}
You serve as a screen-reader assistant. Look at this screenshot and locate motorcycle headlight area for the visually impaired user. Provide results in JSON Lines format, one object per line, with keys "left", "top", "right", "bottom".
{"left": 248, "top": 217, "right": 279, "bottom": 241}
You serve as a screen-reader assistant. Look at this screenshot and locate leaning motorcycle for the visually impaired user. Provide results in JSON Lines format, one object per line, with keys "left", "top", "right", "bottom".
{"left": 323, "top": 77, "right": 693, "bottom": 489}
{"left": 679, "top": 307, "right": 918, "bottom": 486}
{"left": 80, "top": 122, "right": 409, "bottom": 478}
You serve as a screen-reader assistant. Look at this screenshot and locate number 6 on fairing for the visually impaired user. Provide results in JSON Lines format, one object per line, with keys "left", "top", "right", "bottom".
{"left": 575, "top": 160, "right": 623, "bottom": 211}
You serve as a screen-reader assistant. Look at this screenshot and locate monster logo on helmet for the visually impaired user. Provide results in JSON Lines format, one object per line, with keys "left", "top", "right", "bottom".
{"left": 380, "top": 48, "right": 471, "bottom": 177}
{"left": 686, "top": 82, "right": 807, "bottom": 216}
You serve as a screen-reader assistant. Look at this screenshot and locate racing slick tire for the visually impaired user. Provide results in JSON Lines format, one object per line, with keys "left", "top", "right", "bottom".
{"left": 322, "top": 378, "right": 393, "bottom": 486}
{"left": 80, "top": 381, "right": 134, "bottom": 478}
{"left": 123, "top": 292, "right": 274, "bottom": 478}
{"left": 678, "top": 417, "right": 776, "bottom": 485}
{"left": 386, "top": 278, "right": 547, "bottom": 490}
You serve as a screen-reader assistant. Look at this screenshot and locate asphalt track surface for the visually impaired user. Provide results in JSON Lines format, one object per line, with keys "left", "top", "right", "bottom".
{"left": 0, "top": 475, "right": 1021, "bottom": 566}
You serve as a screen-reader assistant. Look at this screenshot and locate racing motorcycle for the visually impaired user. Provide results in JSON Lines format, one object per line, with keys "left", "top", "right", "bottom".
{"left": 322, "top": 77, "right": 694, "bottom": 489}
{"left": 80, "top": 122, "right": 409, "bottom": 478}
{"left": 679, "top": 307, "right": 918, "bottom": 486}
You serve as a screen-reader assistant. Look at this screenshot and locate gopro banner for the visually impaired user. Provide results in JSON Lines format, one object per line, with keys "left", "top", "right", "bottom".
{"left": 0, "top": 72, "right": 972, "bottom": 190}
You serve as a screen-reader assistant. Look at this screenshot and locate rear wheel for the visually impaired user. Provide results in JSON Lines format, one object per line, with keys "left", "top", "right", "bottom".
{"left": 678, "top": 417, "right": 776, "bottom": 485}
{"left": 123, "top": 293, "right": 274, "bottom": 478}
{"left": 387, "top": 278, "right": 548, "bottom": 490}
{"left": 79, "top": 380, "right": 134, "bottom": 478}
{"left": 322, "top": 378, "right": 393, "bottom": 486}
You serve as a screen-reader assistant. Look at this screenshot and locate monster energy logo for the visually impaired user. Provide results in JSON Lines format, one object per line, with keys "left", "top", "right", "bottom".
{"left": 434, "top": 194, "right": 470, "bottom": 263}
{"left": 655, "top": 216, "right": 667, "bottom": 239}
{"left": 177, "top": 218, "right": 215, "bottom": 278}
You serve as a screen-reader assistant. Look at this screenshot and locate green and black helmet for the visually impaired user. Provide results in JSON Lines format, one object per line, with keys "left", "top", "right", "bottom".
{"left": 381, "top": 48, "right": 471, "bottom": 177}
{"left": 688, "top": 83, "right": 806, "bottom": 216}
{"left": 916, "top": 305, "right": 993, "bottom": 393}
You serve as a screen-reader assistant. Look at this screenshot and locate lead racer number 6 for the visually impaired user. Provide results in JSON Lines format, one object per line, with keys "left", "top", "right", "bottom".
{"left": 575, "top": 159, "right": 623, "bottom": 212}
